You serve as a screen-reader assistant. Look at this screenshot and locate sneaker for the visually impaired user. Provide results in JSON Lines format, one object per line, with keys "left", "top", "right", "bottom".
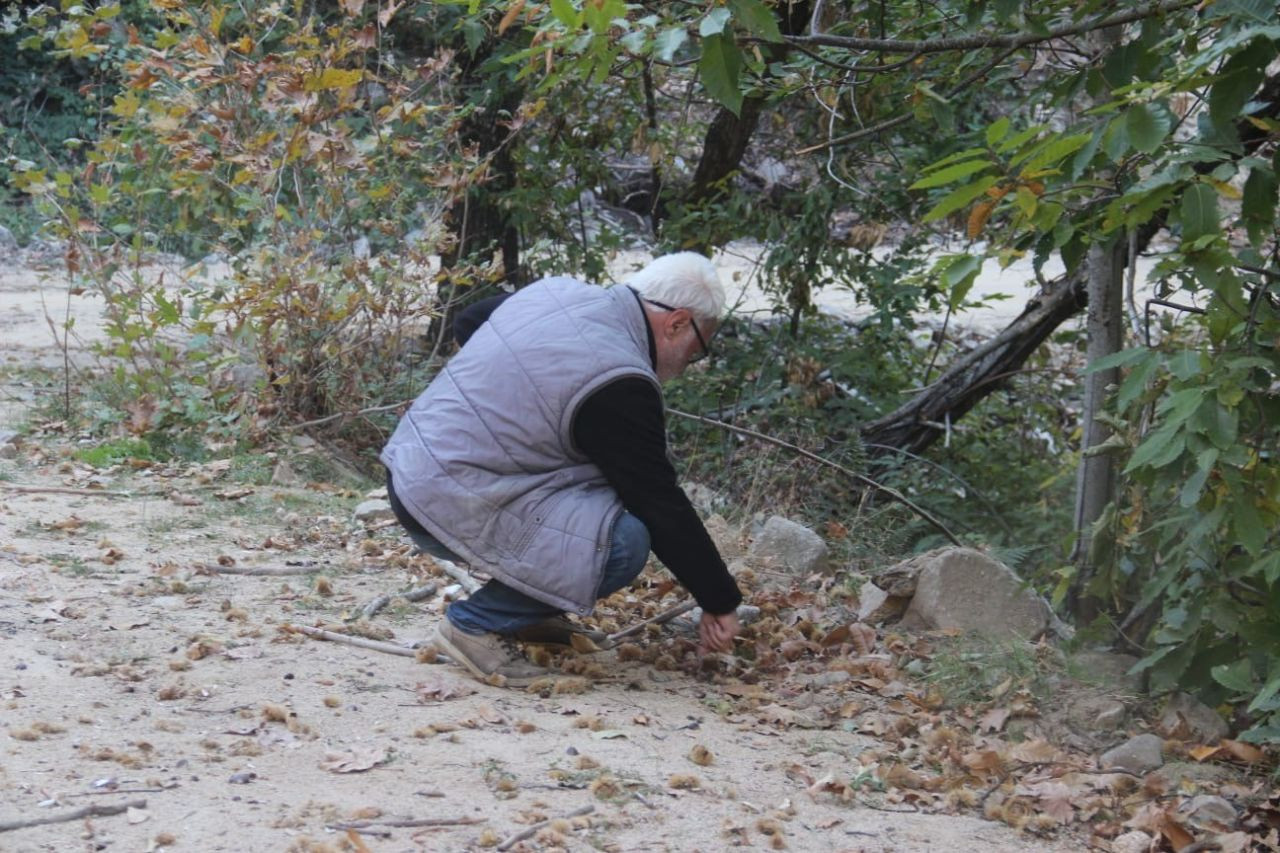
{"left": 514, "top": 616, "right": 606, "bottom": 647}
{"left": 433, "top": 619, "right": 549, "bottom": 687}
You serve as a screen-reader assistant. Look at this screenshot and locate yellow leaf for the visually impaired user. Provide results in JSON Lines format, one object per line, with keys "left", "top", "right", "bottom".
{"left": 341, "top": 0, "right": 365, "bottom": 15}
{"left": 306, "top": 68, "right": 363, "bottom": 92}
{"left": 1209, "top": 178, "right": 1242, "bottom": 200}
{"left": 967, "top": 200, "right": 996, "bottom": 240}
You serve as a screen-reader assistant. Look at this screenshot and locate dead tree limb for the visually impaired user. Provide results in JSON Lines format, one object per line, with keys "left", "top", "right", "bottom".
{"left": 498, "top": 805, "right": 594, "bottom": 851}
{"left": 353, "top": 583, "right": 439, "bottom": 621}
{"left": 668, "top": 408, "right": 962, "bottom": 546}
{"left": 0, "top": 799, "right": 147, "bottom": 833}
{"left": 285, "top": 625, "right": 418, "bottom": 658}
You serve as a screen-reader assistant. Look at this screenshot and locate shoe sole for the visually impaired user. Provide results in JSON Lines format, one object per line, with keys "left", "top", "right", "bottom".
{"left": 433, "top": 627, "right": 543, "bottom": 689}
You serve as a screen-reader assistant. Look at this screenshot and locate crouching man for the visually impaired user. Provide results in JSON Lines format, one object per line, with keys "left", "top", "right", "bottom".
{"left": 381, "top": 252, "right": 742, "bottom": 686}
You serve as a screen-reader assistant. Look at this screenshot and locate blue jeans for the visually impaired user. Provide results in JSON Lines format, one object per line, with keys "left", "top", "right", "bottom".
{"left": 407, "top": 512, "right": 650, "bottom": 636}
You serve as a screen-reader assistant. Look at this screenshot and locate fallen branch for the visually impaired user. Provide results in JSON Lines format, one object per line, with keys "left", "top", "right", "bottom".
{"left": 667, "top": 409, "right": 962, "bottom": 546}
{"left": 285, "top": 625, "right": 417, "bottom": 658}
{"left": 497, "top": 805, "right": 594, "bottom": 851}
{"left": 200, "top": 564, "right": 324, "bottom": 577}
{"left": 0, "top": 484, "right": 137, "bottom": 498}
{"left": 329, "top": 816, "right": 485, "bottom": 831}
{"left": 353, "top": 583, "right": 439, "bottom": 621}
{"left": 0, "top": 799, "right": 147, "bottom": 833}
{"left": 434, "top": 558, "right": 482, "bottom": 594}
{"left": 598, "top": 600, "right": 698, "bottom": 649}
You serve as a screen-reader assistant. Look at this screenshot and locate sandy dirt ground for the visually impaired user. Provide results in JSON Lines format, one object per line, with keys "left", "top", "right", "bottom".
{"left": 0, "top": 247, "right": 1097, "bottom": 852}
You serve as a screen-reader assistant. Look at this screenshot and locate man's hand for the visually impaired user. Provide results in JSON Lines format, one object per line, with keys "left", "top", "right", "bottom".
{"left": 697, "top": 610, "right": 740, "bottom": 654}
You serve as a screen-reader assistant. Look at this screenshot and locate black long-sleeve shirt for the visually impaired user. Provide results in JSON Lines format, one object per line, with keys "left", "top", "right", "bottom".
{"left": 453, "top": 292, "right": 742, "bottom": 614}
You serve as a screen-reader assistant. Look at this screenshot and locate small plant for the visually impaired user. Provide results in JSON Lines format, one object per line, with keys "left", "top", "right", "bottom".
{"left": 74, "top": 438, "right": 154, "bottom": 468}
{"left": 922, "top": 634, "right": 1052, "bottom": 708}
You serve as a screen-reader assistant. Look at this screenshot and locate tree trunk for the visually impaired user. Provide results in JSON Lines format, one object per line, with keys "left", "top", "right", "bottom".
{"left": 1069, "top": 238, "right": 1126, "bottom": 621}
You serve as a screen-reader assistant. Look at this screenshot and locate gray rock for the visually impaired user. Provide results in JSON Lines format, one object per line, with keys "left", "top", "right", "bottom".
{"left": 353, "top": 235, "right": 371, "bottom": 259}
{"left": 1099, "top": 733, "right": 1165, "bottom": 775}
{"left": 703, "top": 514, "right": 744, "bottom": 558}
{"left": 747, "top": 516, "right": 828, "bottom": 574}
{"left": 1158, "top": 692, "right": 1229, "bottom": 743}
{"left": 1180, "top": 794, "right": 1238, "bottom": 829}
{"left": 1110, "top": 831, "right": 1153, "bottom": 853}
{"left": 270, "top": 459, "right": 302, "bottom": 487}
{"left": 855, "top": 582, "right": 905, "bottom": 624}
{"left": 899, "top": 548, "right": 1052, "bottom": 640}
{"left": 1070, "top": 649, "right": 1144, "bottom": 692}
{"left": 353, "top": 498, "right": 394, "bottom": 523}
{"left": 0, "top": 225, "right": 17, "bottom": 252}
{"left": 1067, "top": 695, "right": 1128, "bottom": 733}
{"left": 0, "top": 430, "right": 17, "bottom": 444}
{"left": 873, "top": 554, "right": 927, "bottom": 597}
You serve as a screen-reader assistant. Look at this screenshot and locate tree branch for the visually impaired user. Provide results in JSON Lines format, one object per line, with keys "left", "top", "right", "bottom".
{"left": 792, "top": 0, "right": 1193, "bottom": 55}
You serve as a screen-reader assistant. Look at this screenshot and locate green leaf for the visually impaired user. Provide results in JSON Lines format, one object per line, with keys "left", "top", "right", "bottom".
{"left": 1180, "top": 183, "right": 1221, "bottom": 242}
{"left": 1102, "top": 115, "right": 1130, "bottom": 161}
{"left": 1209, "top": 37, "right": 1271, "bottom": 132}
{"left": 909, "top": 159, "right": 993, "bottom": 190}
{"left": 920, "top": 177, "right": 998, "bottom": 224}
{"left": 1179, "top": 467, "right": 1210, "bottom": 507}
{"left": 1125, "top": 102, "right": 1172, "bottom": 154}
{"left": 549, "top": 0, "right": 580, "bottom": 28}
{"left": 1116, "top": 353, "right": 1161, "bottom": 409}
{"left": 698, "top": 33, "right": 742, "bottom": 115}
{"left": 1084, "top": 346, "right": 1149, "bottom": 374}
{"left": 1156, "top": 386, "right": 1205, "bottom": 424}
{"left": 654, "top": 27, "right": 688, "bottom": 62}
{"left": 1014, "top": 132, "right": 1091, "bottom": 173}
{"left": 699, "top": 7, "right": 731, "bottom": 37}
{"left": 996, "top": 124, "right": 1045, "bottom": 154}
{"left": 1247, "top": 671, "right": 1280, "bottom": 714}
{"left": 1212, "top": 659, "right": 1255, "bottom": 693}
{"left": 1241, "top": 166, "right": 1277, "bottom": 244}
{"left": 985, "top": 117, "right": 1010, "bottom": 147}
{"left": 727, "top": 0, "right": 782, "bottom": 42}
{"left": 938, "top": 254, "right": 981, "bottom": 309}
{"left": 1233, "top": 493, "right": 1267, "bottom": 555}
{"left": 1124, "top": 423, "right": 1182, "bottom": 473}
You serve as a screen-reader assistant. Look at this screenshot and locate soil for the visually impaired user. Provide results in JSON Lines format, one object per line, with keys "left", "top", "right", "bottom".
{"left": 0, "top": 247, "right": 1095, "bottom": 852}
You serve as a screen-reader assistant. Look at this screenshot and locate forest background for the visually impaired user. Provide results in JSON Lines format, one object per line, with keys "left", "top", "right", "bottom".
{"left": 2, "top": 0, "right": 1278, "bottom": 747}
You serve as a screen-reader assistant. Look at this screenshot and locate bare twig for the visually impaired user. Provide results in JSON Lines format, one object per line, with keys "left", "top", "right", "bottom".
{"left": 65, "top": 788, "right": 166, "bottom": 798}
{"left": 667, "top": 408, "right": 962, "bottom": 546}
{"left": 497, "top": 805, "right": 594, "bottom": 851}
{"left": 328, "top": 816, "right": 485, "bottom": 831}
{"left": 0, "top": 799, "right": 147, "bottom": 833}
{"left": 434, "top": 558, "right": 483, "bottom": 594}
{"left": 285, "top": 624, "right": 418, "bottom": 658}
{"left": 0, "top": 484, "right": 137, "bottom": 498}
{"left": 353, "top": 583, "right": 439, "bottom": 621}
{"left": 598, "top": 601, "right": 698, "bottom": 649}
{"left": 199, "top": 564, "right": 325, "bottom": 577}
{"left": 287, "top": 399, "right": 414, "bottom": 431}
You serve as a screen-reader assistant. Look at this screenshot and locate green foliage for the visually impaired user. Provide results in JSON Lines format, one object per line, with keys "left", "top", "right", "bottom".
{"left": 73, "top": 437, "right": 153, "bottom": 467}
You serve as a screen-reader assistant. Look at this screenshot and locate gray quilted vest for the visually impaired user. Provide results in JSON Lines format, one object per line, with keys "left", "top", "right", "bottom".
{"left": 379, "top": 277, "right": 659, "bottom": 615}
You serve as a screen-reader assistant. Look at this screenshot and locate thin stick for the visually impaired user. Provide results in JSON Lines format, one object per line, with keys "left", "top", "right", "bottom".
{"left": 65, "top": 788, "right": 165, "bottom": 798}
{"left": 200, "top": 564, "right": 324, "bottom": 577}
{"left": 330, "top": 817, "right": 485, "bottom": 830}
{"left": 354, "top": 583, "right": 439, "bottom": 621}
{"left": 286, "top": 625, "right": 417, "bottom": 658}
{"left": 497, "top": 805, "right": 594, "bottom": 851}
{"left": 288, "top": 399, "right": 414, "bottom": 431}
{"left": 435, "top": 558, "right": 482, "bottom": 594}
{"left": 0, "top": 484, "right": 136, "bottom": 498}
{"left": 0, "top": 799, "right": 147, "bottom": 833}
{"left": 601, "top": 600, "right": 698, "bottom": 648}
{"left": 667, "top": 409, "right": 961, "bottom": 547}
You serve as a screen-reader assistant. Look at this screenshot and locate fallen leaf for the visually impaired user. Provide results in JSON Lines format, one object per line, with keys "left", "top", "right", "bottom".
{"left": 1220, "top": 739, "right": 1265, "bottom": 764}
{"left": 979, "top": 707, "right": 1011, "bottom": 733}
{"left": 1188, "top": 744, "right": 1221, "bottom": 762}
{"left": 1156, "top": 810, "right": 1194, "bottom": 851}
{"left": 126, "top": 806, "right": 149, "bottom": 824}
{"left": 591, "top": 730, "right": 627, "bottom": 740}
{"left": 214, "top": 487, "right": 254, "bottom": 501}
{"left": 321, "top": 745, "right": 389, "bottom": 773}
{"left": 415, "top": 676, "right": 475, "bottom": 702}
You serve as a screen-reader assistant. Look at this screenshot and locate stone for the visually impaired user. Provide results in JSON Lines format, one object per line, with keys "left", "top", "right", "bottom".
{"left": 1180, "top": 794, "right": 1238, "bottom": 829}
{"left": 364, "top": 486, "right": 388, "bottom": 500}
{"left": 1099, "top": 733, "right": 1165, "bottom": 775}
{"left": 0, "top": 225, "right": 17, "bottom": 252}
{"left": 353, "top": 499, "right": 394, "bottom": 523}
{"left": 1110, "top": 831, "right": 1153, "bottom": 853}
{"left": 1157, "top": 692, "right": 1229, "bottom": 744}
{"left": 703, "top": 514, "right": 744, "bottom": 558}
{"left": 874, "top": 553, "right": 927, "bottom": 597}
{"left": 1067, "top": 695, "right": 1128, "bottom": 734}
{"left": 855, "top": 582, "right": 905, "bottom": 624}
{"left": 747, "top": 516, "right": 828, "bottom": 574}
{"left": 270, "top": 459, "right": 302, "bottom": 487}
{"left": 1069, "top": 649, "right": 1144, "bottom": 692}
{"left": 899, "top": 548, "right": 1052, "bottom": 640}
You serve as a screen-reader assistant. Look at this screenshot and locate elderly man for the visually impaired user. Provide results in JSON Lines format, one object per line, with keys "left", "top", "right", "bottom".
{"left": 381, "top": 252, "right": 742, "bottom": 686}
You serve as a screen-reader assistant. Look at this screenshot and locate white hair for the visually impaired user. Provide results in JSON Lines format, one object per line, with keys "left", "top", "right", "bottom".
{"left": 625, "top": 252, "right": 726, "bottom": 322}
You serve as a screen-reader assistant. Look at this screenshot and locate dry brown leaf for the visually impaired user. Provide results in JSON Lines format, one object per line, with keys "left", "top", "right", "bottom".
{"left": 1157, "top": 810, "right": 1195, "bottom": 851}
{"left": 415, "top": 676, "right": 476, "bottom": 702}
{"left": 214, "top": 487, "right": 254, "bottom": 501}
{"left": 849, "top": 623, "right": 877, "bottom": 656}
{"left": 979, "top": 707, "right": 1011, "bottom": 733}
{"left": 1008, "top": 738, "right": 1059, "bottom": 764}
{"left": 819, "top": 624, "right": 850, "bottom": 647}
{"left": 569, "top": 633, "right": 601, "bottom": 653}
{"left": 320, "top": 745, "right": 389, "bottom": 773}
{"left": 1220, "top": 739, "right": 1265, "bottom": 764}
{"left": 1188, "top": 744, "right": 1221, "bottom": 762}
{"left": 962, "top": 749, "right": 1005, "bottom": 777}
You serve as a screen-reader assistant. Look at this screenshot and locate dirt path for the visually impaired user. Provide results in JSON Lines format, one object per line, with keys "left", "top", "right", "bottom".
{"left": 0, "top": 250, "right": 1093, "bottom": 851}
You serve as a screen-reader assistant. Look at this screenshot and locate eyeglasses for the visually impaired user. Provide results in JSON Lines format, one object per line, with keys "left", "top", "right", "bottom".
{"left": 645, "top": 299, "right": 713, "bottom": 363}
